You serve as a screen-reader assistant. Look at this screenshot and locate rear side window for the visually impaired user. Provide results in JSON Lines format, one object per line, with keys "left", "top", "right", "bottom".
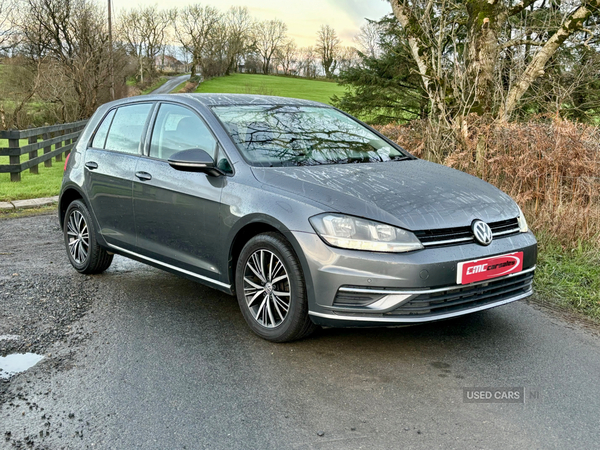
{"left": 91, "top": 109, "right": 116, "bottom": 149}
{"left": 104, "top": 103, "right": 152, "bottom": 154}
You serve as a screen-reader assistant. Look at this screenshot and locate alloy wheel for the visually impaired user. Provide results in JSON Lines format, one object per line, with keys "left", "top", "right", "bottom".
{"left": 243, "top": 249, "right": 291, "bottom": 328}
{"left": 66, "top": 210, "right": 89, "bottom": 264}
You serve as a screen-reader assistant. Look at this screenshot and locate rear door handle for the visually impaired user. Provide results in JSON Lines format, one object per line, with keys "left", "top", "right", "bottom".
{"left": 135, "top": 171, "right": 152, "bottom": 181}
{"left": 85, "top": 161, "right": 98, "bottom": 170}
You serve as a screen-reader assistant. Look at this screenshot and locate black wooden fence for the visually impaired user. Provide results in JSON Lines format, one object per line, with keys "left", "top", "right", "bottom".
{"left": 0, "top": 120, "right": 87, "bottom": 182}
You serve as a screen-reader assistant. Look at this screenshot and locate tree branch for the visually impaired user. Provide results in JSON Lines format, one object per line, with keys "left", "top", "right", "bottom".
{"left": 500, "top": 39, "right": 545, "bottom": 49}
{"left": 500, "top": 0, "right": 600, "bottom": 121}
{"left": 508, "top": 0, "right": 538, "bottom": 17}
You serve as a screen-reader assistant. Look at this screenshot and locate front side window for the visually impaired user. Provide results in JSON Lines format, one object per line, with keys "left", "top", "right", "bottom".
{"left": 149, "top": 103, "right": 217, "bottom": 161}
{"left": 211, "top": 105, "right": 408, "bottom": 167}
{"left": 104, "top": 103, "right": 152, "bottom": 154}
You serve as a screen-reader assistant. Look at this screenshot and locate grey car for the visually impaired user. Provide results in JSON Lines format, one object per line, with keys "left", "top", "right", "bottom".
{"left": 59, "top": 94, "right": 537, "bottom": 342}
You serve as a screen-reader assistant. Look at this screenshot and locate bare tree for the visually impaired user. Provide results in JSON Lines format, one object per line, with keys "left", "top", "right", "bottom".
{"left": 0, "top": 0, "right": 16, "bottom": 52}
{"left": 316, "top": 24, "right": 341, "bottom": 78}
{"left": 173, "top": 4, "right": 222, "bottom": 78}
{"left": 336, "top": 46, "right": 360, "bottom": 72}
{"left": 118, "top": 6, "right": 172, "bottom": 83}
{"left": 224, "top": 6, "right": 253, "bottom": 74}
{"left": 253, "top": 19, "right": 288, "bottom": 74}
{"left": 388, "top": 0, "right": 600, "bottom": 121}
{"left": 297, "top": 46, "right": 318, "bottom": 78}
{"left": 275, "top": 39, "right": 298, "bottom": 74}
{"left": 354, "top": 21, "right": 382, "bottom": 58}
{"left": 20, "top": 0, "right": 114, "bottom": 118}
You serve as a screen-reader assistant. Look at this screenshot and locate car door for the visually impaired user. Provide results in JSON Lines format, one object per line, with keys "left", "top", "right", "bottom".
{"left": 132, "top": 102, "right": 228, "bottom": 284}
{"left": 84, "top": 103, "right": 153, "bottom": 250}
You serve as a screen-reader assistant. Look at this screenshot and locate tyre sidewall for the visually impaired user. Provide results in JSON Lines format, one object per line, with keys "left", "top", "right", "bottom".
{"left": 64, "top": 200, "right": 98, "bottom": 273}
{"left": 235, "top": 233, "right": 308, "bottom": 342}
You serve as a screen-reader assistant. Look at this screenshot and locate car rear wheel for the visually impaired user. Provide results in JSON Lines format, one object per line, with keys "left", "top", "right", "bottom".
{"left": 235, "top": 232, "right": 316, "bottom": 342}
{"left": 64, "top": 200, "right": 113, "bottom": 274}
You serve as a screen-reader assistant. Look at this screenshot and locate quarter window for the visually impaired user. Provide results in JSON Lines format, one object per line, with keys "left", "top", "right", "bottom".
{"left": 91, "top": 109, "right": 116, "bottom": 149}
{"left": 149, "top": 103, "right": 217, "bottom": 160}
{"left": 104, "top": 103, "right": 152, "bottom": 154}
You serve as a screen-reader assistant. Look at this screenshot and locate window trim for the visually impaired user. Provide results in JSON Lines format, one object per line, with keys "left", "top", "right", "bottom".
{"left": 87, "top": 101, "right": 155, "bottom": 156}
{"left": 143, "top": 101, "right": 235, "bottom": 176}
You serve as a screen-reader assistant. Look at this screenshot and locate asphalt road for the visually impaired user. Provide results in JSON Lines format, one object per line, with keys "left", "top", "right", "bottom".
{"left": 150, "top": 74, "right": 191, "bottom": 95}
{"left": 1, "top": 213, "right": 600, "bottom": 449}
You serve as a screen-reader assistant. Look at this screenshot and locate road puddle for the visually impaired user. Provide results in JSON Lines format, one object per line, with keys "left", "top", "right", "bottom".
{"left": 0, "top": 353, "right": 44, "bottom": 379}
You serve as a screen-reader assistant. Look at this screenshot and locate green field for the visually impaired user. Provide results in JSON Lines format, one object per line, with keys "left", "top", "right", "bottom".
{"left": 195, "top": 74, "right": 347, "bottom": 105}
{"left": 0, "top": 139, "right": 65, "bottom": 202}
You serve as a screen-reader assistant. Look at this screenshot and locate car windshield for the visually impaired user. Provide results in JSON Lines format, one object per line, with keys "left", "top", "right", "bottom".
{"left": 211, "top": 105, "right": 409, "bottom": 167}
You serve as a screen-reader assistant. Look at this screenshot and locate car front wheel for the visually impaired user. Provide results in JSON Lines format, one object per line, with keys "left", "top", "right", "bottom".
{"left": 63, "top": 199, "right": 113, "bottom": 274}
{"left": 235, "top": 232, "right": 316, "bottom": 342}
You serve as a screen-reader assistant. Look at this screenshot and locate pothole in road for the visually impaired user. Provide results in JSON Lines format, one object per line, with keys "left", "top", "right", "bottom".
{"left": 0, "top": 353, "right": 44, "bottom": 379}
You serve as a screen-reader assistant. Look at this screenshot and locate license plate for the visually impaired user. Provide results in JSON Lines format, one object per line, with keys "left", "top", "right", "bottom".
{"left": 457, "top": 252, "right": 523, "bottom": 285}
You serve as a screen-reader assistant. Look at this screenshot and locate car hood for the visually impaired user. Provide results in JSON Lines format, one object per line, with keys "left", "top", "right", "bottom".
{"left": 251, "top": 160, "right": 520, "bottom": 231}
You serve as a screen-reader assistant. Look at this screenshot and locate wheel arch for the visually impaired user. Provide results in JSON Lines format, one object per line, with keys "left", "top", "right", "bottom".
{"left": 227, "top": 215, "right": 313, "bottom": 301}
{"left": 59, "top": 187, "right": 85, "bottom": 228}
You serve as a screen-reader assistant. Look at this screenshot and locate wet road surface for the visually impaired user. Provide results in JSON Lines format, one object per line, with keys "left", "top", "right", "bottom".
{"left": 1, "top": 213, "right": 599, "bottom": 449}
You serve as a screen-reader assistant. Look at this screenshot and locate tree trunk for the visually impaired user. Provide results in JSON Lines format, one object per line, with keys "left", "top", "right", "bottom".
{"left": 466, "top": 0, "right": 501, "bottom": 117}
{"left": 500, "top": 1, "right": 599, "bottom": 120}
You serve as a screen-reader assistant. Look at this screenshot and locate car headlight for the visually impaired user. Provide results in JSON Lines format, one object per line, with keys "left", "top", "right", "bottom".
{"left": 309, "top": 213, "right": 424, "bottom": 253}
{"left": 517, "top": 208, "right": 529, "bottom": 233}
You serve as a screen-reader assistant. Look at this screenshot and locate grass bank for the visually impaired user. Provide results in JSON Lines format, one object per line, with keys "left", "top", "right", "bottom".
{"left": 534, "top": 237, "right": 600, "bottom": 319}
{"left": 0, "top": 138, "right": 64, "bottom": 202}
{"left": 195, "top": 73, "right": 347, "bottom": 105}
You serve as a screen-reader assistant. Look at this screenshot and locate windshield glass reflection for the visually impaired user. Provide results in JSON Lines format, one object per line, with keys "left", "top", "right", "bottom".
{"left": 212, "top": 105, "right": 408, "bottom": 167}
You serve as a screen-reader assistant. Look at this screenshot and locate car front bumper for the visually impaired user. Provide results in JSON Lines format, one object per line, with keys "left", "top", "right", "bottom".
{"left": 292, "top": 230, "right": 537, "bottom": 327}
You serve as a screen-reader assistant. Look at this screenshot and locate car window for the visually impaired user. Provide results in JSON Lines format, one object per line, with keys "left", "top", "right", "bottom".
{"left": 91, "top": 109, "right": 116, "bottom": 149}
{"left": 149, "top": 103, "right": 217, "bottom": 161}
{"left": 104, "top": 103, "right": 152, "bottom": 154}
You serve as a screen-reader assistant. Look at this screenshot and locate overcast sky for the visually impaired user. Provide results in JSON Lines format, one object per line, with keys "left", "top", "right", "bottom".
{"left": 120, "top": 0, "right": 392, "bottom": 47}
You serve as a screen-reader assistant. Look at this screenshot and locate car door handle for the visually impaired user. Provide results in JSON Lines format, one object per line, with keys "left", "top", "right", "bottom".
{"left": 135, "top": 171, "right": 152, "bottom": 181}
{"left": 85, "top": 161, "right": 98, "bottom": 170}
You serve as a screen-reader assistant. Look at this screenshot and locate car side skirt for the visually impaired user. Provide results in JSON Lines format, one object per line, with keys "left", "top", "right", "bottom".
{"left": 107, "top": 243, "right": 233, "bottom": 294}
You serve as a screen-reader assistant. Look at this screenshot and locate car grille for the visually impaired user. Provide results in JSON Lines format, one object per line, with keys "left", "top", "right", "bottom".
{"left": 413, "top": 218, "right": 520, "bottom": 248}
{"left": 384, "top": 271, "right": 534, "bottom": 318}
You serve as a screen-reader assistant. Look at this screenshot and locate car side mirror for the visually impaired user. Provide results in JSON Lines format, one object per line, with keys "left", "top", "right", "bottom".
{"left": 168, "top": 149, "right": 224, "bottom": 176}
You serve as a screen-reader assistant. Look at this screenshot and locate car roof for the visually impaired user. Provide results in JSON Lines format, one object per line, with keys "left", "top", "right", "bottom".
{"left": 100, "top": 93, "right": 329, "bottom": 110}
{"left": 180, "top": 93, "right": 328, "bottom": 108}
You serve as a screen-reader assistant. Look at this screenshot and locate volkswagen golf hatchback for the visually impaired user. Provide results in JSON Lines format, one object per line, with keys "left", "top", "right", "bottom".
{"left": 59, "top": 94, "right": 537, "bottom": 342}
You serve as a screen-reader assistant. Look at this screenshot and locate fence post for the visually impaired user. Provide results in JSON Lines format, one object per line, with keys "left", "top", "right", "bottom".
{"left": 55, "top": 131, "right": 63, "bottom": 162}
{"left": 43, "top": 132, "right": 52, "bottom": 168}
{"left": 28, "top": 135, "right": 39, "bottom": 174}
{"left": 9, "top": 138, "right": 20, "bottom": 182}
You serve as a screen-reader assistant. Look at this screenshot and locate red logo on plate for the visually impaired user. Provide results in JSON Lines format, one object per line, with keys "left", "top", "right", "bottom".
{"left": 457, "top": 252, "right": 523, "bottom": 285}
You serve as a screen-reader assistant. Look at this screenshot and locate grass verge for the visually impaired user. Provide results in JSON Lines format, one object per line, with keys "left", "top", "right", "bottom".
{"left": 533, "top": 237, "right": 600, "bottom": 321}
{"left": 0, "top": 204, "right": 57, "bottom": 220}
{"left": 195, "top": 73, "right": 347, "bottom": 105}
{"left": 0, "top": 138, "right": 64, "bottom": 201}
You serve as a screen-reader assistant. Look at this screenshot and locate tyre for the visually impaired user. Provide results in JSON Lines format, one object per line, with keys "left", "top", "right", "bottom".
{"left": 63, "top": 199, "right": 113, "bottom": 274}
{"left": 235, "top": 232, "right": 317, "bottom": 342}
